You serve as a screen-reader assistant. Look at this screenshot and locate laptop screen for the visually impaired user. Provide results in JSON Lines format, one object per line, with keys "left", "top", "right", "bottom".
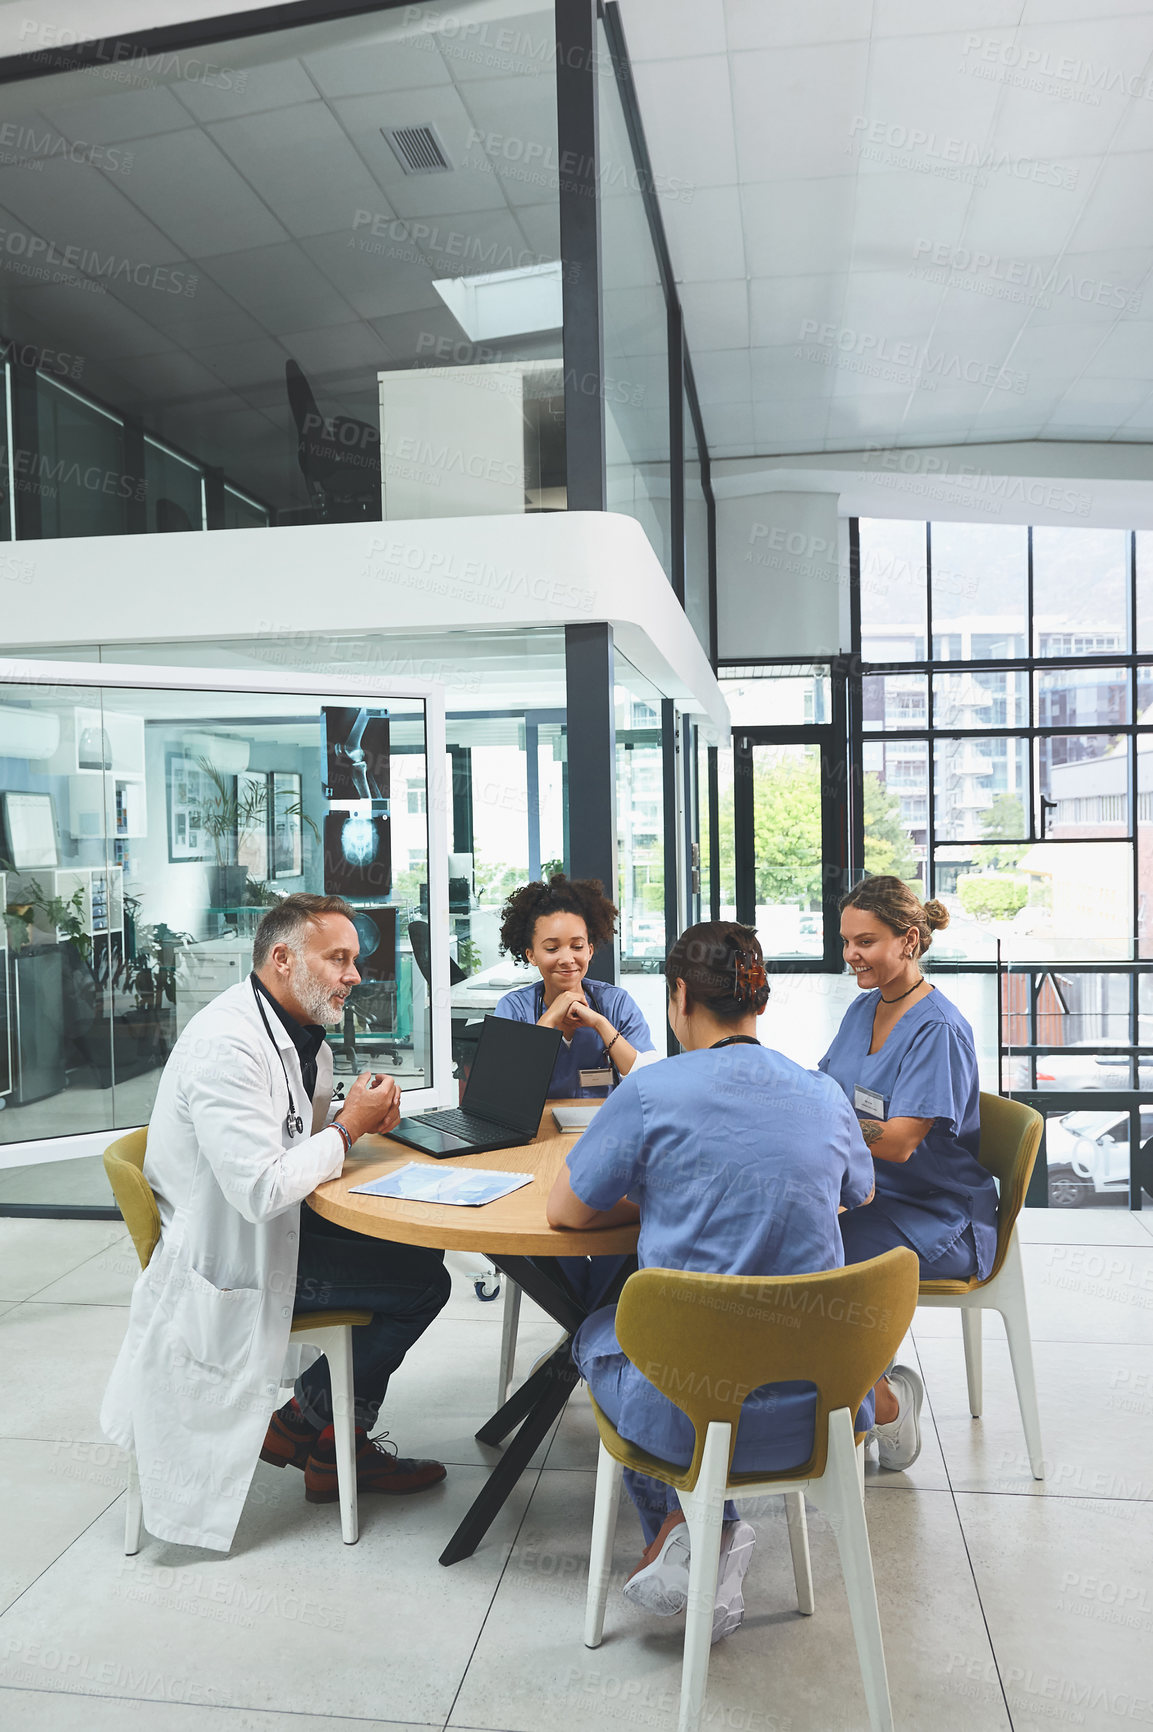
{"left": 462, "top": 1016, "right": 562, "bottom": 1137}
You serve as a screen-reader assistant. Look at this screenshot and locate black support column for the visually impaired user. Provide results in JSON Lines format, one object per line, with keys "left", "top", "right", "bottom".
{"left": 556, "top": 0, "right": 605, "bottom": 511}
{"left": 565, "top": 622, "right": 617, "bottom": 984}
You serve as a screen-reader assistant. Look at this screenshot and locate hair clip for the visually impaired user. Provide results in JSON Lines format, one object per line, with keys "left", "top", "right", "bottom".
{"left": 732, "top": 952, "right": 767, "bottom": 1002}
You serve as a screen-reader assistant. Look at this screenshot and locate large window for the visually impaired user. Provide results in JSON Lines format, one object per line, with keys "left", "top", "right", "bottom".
{"left": 858, "top": 517, "right": 1153, "bottom": 1211}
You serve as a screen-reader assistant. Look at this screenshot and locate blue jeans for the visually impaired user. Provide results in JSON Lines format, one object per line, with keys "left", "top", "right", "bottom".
{"left": 291, "top": 1206, "right": 451, "bottom": 1432}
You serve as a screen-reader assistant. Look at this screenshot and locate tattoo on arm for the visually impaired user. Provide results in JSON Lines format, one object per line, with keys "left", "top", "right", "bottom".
{"left": 860, "top": 1119, "right": 885, "bottom": 1147}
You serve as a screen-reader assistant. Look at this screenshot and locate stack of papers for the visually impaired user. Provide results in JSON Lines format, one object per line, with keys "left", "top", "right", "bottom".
{"left": 350, "top": 1163, "right": 533, "bottom": 1207}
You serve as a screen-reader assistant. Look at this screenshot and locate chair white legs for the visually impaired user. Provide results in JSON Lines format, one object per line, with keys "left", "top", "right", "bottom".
{"left": 677, "top": 1424, "right": 731, "bottom": 1732}
{"left": 498, "top": 1280, "right": 522, "bottom": 1408}
{"left": 584, "top": 1414, "right": 896, "bottom": 1732}
{"left": 811, "top": 1411, "right": 894, "bottom": 1732}
{"left": 995, "top": 1234, "right": 1045, "bottom": 1480}
{"left": 926, "top": 1228, "right": 1045, "bottom": 1481}
{"left": 124, "top": 1450, "right": 142, "bottom": 1556}
{"left": 299, "top": 1323, "right": 359, "bottom": 1544}
{"left": 784, "top": 1491, "right": 814, "bottom": 1615}
{"left": 584, "top": 1443, "right": 623, "bottom": 1648}
{"left": 961, "top": 1308, "right": 984, "bottom": 1416}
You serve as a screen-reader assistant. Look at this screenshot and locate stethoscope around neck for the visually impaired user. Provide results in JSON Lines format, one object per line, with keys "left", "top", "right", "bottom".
{"left": 251, "top": 977, "right": 305, "bottom": 1139}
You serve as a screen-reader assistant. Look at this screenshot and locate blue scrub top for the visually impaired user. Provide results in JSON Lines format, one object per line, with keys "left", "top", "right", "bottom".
{"left": 568, "top": 1044, "right": 874, "bottom": 1474}
{"left": 819, "top": 987, "right": 998, "bottom": 1279}
{"left": 494, "top": 978, "right": 654, "bottom": 1098}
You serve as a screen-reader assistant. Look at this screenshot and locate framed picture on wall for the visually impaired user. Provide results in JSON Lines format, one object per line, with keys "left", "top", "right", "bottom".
{"left": 271, "top": 771, "right": 303, "bottom": 879}
{"left": 166, "top": 752, "right": 215, "bottom": 863}
{"left": 236, "top": 770, "right": 271, "bottom": 883}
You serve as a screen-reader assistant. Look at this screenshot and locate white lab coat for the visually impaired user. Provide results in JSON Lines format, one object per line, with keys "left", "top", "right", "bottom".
{"left": 101, "top": 978, "right": 345, "bottom": 1551}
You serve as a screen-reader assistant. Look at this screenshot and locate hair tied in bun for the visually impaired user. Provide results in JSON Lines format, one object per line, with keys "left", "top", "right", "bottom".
{"left": 732, "top": 951, "right": 768, "bottom": 1005}
{"left": 923, "top": 899, "right": 951, "bottom": 932}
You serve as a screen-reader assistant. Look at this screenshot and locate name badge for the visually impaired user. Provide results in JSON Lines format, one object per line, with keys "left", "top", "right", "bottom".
{"left": 853, "top": 1084, "right": 886, "bottom": 1119}
{"left": 579, "top": 1068, "right": 613, "bottom": 1089}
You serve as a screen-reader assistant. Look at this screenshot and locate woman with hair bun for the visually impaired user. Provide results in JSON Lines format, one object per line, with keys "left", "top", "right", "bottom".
{"left": 494, "top": 873, "right": 655, "bottom": 1097}
{"left": 820, "top": 875, "right": 998, "bottom": 1474}
{"left": 547, "top": 922, "right": 875, "bottom": 1643}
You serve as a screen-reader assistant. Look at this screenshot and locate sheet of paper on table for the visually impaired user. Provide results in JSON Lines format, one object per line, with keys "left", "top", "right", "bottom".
{"left": 349, "top": 1163, "right": 534, "bottom": 1207}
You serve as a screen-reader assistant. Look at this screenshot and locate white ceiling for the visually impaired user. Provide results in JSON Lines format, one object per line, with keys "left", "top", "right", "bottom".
{"left": 619, "top": 0, "right": 1153, "bottom": 458}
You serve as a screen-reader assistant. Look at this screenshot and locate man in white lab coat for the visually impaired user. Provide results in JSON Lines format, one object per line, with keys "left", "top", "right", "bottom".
{"left": 101, "top": 893, "right": 450, "bottom": 1552}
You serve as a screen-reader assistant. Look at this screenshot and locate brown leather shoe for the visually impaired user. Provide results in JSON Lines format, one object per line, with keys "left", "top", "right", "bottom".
{"left": 260, "top": 1399, "right": 320, "bottom": 1471}
{"left": 304, "top": 1428, "right": 446, "bottom": 1502}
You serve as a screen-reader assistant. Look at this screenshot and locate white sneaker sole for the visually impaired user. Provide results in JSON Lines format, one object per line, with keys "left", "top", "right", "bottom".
{"left": 712, "top": 1520, "right": 756, "bottom": 1643}
{"left": 622, "top": 1527, "right": 691, "bottom": 1617}
{"left": 874, "top": 1363, "right": 924, "bottom": 1472}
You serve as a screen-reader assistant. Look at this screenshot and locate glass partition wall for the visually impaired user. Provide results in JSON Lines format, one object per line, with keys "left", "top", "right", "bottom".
{"left": 0, "top": 662, "right": 446, "bottom": 1211}
{"left": 0, "top": 0, "right": 718, "bottom": 667}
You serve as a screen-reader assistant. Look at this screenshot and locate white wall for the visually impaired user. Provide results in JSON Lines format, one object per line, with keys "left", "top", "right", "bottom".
{"left": 716, "top": 489, "right": 848, "bottom": 662}
{"left": 712, "top": 439, "right": 1153, "bottom": 663}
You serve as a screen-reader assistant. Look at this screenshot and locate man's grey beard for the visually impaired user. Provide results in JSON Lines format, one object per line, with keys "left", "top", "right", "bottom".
{"left": 289, "top": 953, "right": 346, "bottom": 1025}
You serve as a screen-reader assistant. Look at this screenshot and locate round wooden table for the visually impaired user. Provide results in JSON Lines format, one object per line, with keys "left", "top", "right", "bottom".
{"left": 307, "top": 1103, "right": 638, "bottom": 1565}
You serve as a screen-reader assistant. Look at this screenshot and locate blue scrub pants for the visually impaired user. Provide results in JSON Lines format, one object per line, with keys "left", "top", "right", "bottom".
{"left": 839, "top": 1203, "right": 978, "bottom": 1280}
{"left": 291, "top": 1206, "right": 451, "bottom": 1433}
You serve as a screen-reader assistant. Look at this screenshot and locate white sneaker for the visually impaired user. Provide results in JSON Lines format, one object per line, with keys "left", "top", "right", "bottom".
{"left": 871, "top": 1364, "right": 924, "bottom": 1471}
{"left": 712, "top": 1520, "right": 756, "bottom": 1643}
{"left": 622, "top": 1522, "right": 691, "bottom": 1616}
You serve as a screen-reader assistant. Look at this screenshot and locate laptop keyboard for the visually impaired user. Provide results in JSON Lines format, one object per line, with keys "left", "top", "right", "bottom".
{"left": 423, "top": 1108, "right": 518, "bottom": 1141}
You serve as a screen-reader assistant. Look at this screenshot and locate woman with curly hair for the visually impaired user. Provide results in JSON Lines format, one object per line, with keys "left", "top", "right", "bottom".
{"left": 820, "top": 875, "right": 999, "bottom": 1473}
{"left": 494, "top": 873, "right": 655, "bottom": 1098}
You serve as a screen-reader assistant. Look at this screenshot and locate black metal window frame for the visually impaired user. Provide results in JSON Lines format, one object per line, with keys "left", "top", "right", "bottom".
{"left": 850, "top": 516, "right": 1153, "bottom": 1209}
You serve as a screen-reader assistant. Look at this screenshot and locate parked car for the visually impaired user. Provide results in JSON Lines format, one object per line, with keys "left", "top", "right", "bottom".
{"left": 1045, "top": 1107, "right": 1153, "bottom": 1208}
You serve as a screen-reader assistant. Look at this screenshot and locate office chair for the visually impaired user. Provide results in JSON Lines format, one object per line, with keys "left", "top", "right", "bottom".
{"left": 584, "top": 1252, "right": 920, "bottom": 1732}
{"left": 917, "top": 1091, "right": 1045, "bottom": 1478}
{"left": 285, "top": 359, "right": 381, "bottom": 522}
{"left": 104, "top": 1128, "right": 369, "bottom": 1549}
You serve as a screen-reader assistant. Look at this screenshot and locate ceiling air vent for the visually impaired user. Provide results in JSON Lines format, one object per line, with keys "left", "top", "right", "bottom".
{"left": 382, "top": 124, "right": 451, "bottom": 175}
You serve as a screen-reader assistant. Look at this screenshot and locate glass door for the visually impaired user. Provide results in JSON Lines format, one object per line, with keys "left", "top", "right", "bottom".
{"left": 732, "top": 726, "right": 845, "bottom": 968}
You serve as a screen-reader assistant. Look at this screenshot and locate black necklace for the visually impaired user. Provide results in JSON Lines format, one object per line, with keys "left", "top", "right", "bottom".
{"left": 710, "top": 1035, "right": 761, "bottom": 1049}
{"left": 879, "top": 978, "right": 923, "bottom": 1005}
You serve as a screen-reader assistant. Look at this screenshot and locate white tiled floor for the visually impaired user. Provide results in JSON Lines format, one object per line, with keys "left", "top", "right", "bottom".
{"left": 1, "top": 1208, "right": 1151, "bottom": 1732}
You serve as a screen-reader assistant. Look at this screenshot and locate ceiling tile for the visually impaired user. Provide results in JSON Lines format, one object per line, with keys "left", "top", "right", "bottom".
{"left": 872, "top": 0, "right": 1025, "bottom": 37}
{"left": 693, "top": 350, "right": 753, "bottom": 404}
{"left": 120, "top": 128, "right": 288, "bottom": 257}
{"left": 740, "top": 176, "right": 856, "bottom": 276}
{"left": 1067, "top": 152, "right": 1153, "bottom": 253}
{"left": 678, "top": 279, "right": 749, "bottom": 350}
{"left": 658, "top": 188, "right": 748, "bottom": 283}
{"left": 749, "top": 273, "right": 848, "bottom": 346}
{"left": 724, "top": 0, "right": 870, "bottom": 51}
{"left": 1082, "top": 319, "right": 1153, "bottom": 376}
{"left": 751, "top": 342, "right": 838, "bottom": 400}
{"left": 279, "top": 322, "right": 395, "bottom": 376}
{"left": 298, "top": 227, "right": 440, "bottom": 322}
{"left": 200, "top": 242, "right": 359, "bottom": 335}
{"left": 303, "top": 35, "right": 453, "bottom": 98}
{"left": 851, "top": 169, "right": 973, "bottom": 269}
{"left": 0, "top": 153, "right": 186, "bottom": 266}
{"left": 38, "top": 84, "right": 196, "bottom": 145}
{"left": 207, "top": 104, "right": 396, "bottom": 241}
{"left": 733, "top": 41, "right": 869, "bottom": 182}
{"left": 172, "top": 57, "right": 320, "bottom": 124}
{"left": 620, "top": 0, "right": 728, "bottom": 60}
{"left": 628, "top": 55, "right": 739, "bottom": 190}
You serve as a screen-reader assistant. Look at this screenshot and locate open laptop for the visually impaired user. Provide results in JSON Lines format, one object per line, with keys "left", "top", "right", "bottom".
{"left": 388, "top": 1015, "right": 563, "bottom": 1158}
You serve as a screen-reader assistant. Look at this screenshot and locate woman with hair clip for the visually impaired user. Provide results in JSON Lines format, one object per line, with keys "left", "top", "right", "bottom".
{"left": 820, "top": 874, "right": 998, "bottom": 1474}
{"left": 494, "top": 873, "right": 655, "bottom": 1096}
{"left": 547, "top": 922, "right": 874, "bottom": 1644}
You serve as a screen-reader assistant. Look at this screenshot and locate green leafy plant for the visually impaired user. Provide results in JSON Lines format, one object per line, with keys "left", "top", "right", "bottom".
{"left": 956, "top": 872, "right": 1030, "bottom": 922}
{"left": 6, "top": 879, "right": 90, "bottom": 960}
{"left": 195, "top": 759, "right": 318, "bottom": 869}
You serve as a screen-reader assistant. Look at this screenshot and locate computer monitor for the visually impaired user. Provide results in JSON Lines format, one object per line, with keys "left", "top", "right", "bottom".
{"left": 0, "top": 792, "right": 59, "bottom": 869}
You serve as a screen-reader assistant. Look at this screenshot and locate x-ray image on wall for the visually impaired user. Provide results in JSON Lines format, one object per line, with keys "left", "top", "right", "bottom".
{"left": 321, "top": 707, "right": 390, "bottom": 803}
{"left": 323, "top": 810, "right": 392, "bottom": 899}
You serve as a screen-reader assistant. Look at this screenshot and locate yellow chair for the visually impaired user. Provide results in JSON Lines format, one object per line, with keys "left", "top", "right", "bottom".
{"left": 917, "top": 1091, "right": 1045, "bottom": 1479}
{"left": 584, "top": 1249, "right": 919, "bottom": 1732}
{"left": 103, "top": 1128, "right": 371, "bottom": 1551}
